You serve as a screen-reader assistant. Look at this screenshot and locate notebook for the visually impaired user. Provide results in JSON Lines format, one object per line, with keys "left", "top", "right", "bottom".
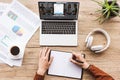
{"left": 48, "top": 50, "right": 84, "bottom": 79}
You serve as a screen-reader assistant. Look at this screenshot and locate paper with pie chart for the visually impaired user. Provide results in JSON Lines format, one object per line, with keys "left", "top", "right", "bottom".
{"left": 12, "top": 25, "right": 24, "bottom": 36}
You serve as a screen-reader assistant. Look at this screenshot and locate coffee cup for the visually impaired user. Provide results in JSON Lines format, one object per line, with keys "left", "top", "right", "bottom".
{"left": 9, "top": 46, "right": 22, "bottom": 59}
{"left": 10, "top": 46, "right": 20, "bottom": 55}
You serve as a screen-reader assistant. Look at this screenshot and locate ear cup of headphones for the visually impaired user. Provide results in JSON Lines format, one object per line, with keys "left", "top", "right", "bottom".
{"left": 86, "top": 36, "right": 93, "bottom": 48}
{"left": 91, "top": 45, "right": 104, "bottom": 51}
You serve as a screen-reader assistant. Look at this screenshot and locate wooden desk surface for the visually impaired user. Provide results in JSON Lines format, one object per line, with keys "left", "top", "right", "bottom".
{"left": 0, "top": 0, "right": 120, "bottom": 80}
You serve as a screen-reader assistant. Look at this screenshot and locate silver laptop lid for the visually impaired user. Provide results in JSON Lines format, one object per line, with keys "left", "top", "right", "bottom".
{"left": 38, "top": 2, "right": 79, "bottom": 20}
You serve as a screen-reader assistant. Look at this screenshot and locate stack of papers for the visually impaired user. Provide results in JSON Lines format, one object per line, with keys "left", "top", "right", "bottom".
{"left": 0, "top": 0, "right": 40, "bottom": 66}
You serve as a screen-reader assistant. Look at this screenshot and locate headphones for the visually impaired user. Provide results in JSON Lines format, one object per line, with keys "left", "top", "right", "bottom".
{"left": 85, "top": 28, "right": 111, "bottom": 53}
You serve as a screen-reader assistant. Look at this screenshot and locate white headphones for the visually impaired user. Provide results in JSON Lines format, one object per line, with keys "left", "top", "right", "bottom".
{"left": 85, "top": 28, "right": 111, "bottom": 53}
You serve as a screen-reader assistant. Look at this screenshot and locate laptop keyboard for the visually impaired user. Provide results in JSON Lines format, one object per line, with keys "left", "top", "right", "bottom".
{"left": 42, "top": 21, "right": 76, "bottom": 34}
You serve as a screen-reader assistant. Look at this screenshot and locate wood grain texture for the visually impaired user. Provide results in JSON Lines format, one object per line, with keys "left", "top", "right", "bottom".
{"left": 0, "top": 0, "right": 120, "bottom": 80}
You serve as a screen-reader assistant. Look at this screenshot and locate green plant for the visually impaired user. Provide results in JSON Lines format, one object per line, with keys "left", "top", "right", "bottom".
{"left": 92, "top": 0, "right": 120, "bottom": 24}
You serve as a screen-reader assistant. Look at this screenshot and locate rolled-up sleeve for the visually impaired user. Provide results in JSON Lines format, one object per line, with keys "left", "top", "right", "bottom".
{"left": 34, "top": 73, "right": 45, "bottom": 80}
{"left": 87, "top": 65, "right": 114, "bottom": 80}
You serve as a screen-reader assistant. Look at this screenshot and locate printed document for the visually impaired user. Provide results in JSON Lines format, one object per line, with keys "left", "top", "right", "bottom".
{"left": 0, "top": 3, "right": 9, "bottom": 63}
{"left": 0, "top": 0, "right": 40, "bottom": 66}
{"left": 0, "top": 2, "right": 9, "bottom": 16}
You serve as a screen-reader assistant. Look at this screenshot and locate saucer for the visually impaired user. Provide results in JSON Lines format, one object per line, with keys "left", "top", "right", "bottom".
{"left": 8, "top": 53, "right": 23, "bottom": 60}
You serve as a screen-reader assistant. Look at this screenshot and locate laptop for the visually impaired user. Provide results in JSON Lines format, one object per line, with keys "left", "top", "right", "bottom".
{"left": 38, "top": 2, "right": 79, "bottom": 46}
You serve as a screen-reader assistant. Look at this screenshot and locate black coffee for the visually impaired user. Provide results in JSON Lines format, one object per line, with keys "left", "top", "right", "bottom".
{"left": 10, "top": 46, "right": 20, "bottom": 56}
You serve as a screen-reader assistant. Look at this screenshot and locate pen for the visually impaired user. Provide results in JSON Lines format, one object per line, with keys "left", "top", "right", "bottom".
{"left": 72, "top": 55, "right": 84, "bottom": 64}
{"left": 74, "top": 59, "right": 84, "bottom": 64}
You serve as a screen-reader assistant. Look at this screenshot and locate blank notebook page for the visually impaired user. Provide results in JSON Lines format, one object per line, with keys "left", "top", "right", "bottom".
{"left": 48, "top": 51, "right": 83, "bottom": 79}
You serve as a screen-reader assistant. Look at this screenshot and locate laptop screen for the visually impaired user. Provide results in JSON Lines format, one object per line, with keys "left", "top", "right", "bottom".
{"left": 38, "top": 2, "right": 79, "bottom": 20}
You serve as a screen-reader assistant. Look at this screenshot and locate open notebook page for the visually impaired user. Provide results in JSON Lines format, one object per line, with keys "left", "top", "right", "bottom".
{"left": 48, "top": 51, "right": 83, "bottom": 79}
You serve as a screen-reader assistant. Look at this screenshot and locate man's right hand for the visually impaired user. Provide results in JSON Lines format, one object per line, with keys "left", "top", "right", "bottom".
{"left": 70, "top": 52, "right": 90, "bottom": 69}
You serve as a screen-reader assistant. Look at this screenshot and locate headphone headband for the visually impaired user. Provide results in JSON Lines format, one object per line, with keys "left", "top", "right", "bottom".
{"left": 85, "top": 28, "right": 111, "bottom": 53}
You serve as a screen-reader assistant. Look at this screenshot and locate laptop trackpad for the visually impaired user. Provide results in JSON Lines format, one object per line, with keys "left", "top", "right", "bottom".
{"left": 40, "top": 35, "right": 77, "bottom": 46}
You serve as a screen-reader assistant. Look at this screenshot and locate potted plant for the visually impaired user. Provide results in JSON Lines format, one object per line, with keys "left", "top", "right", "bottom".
{"left": 92, "top": 0, "right": 120, "bottom": 24}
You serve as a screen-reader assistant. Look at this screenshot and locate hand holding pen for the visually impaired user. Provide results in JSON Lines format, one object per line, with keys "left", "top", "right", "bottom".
{"left": 70, "top": 52, "right": 90, "bottom": 69}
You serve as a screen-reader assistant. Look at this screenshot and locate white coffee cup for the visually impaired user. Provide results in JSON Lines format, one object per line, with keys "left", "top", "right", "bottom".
{"left": 9, "top": 46, "right": 22, "bottom": 59}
